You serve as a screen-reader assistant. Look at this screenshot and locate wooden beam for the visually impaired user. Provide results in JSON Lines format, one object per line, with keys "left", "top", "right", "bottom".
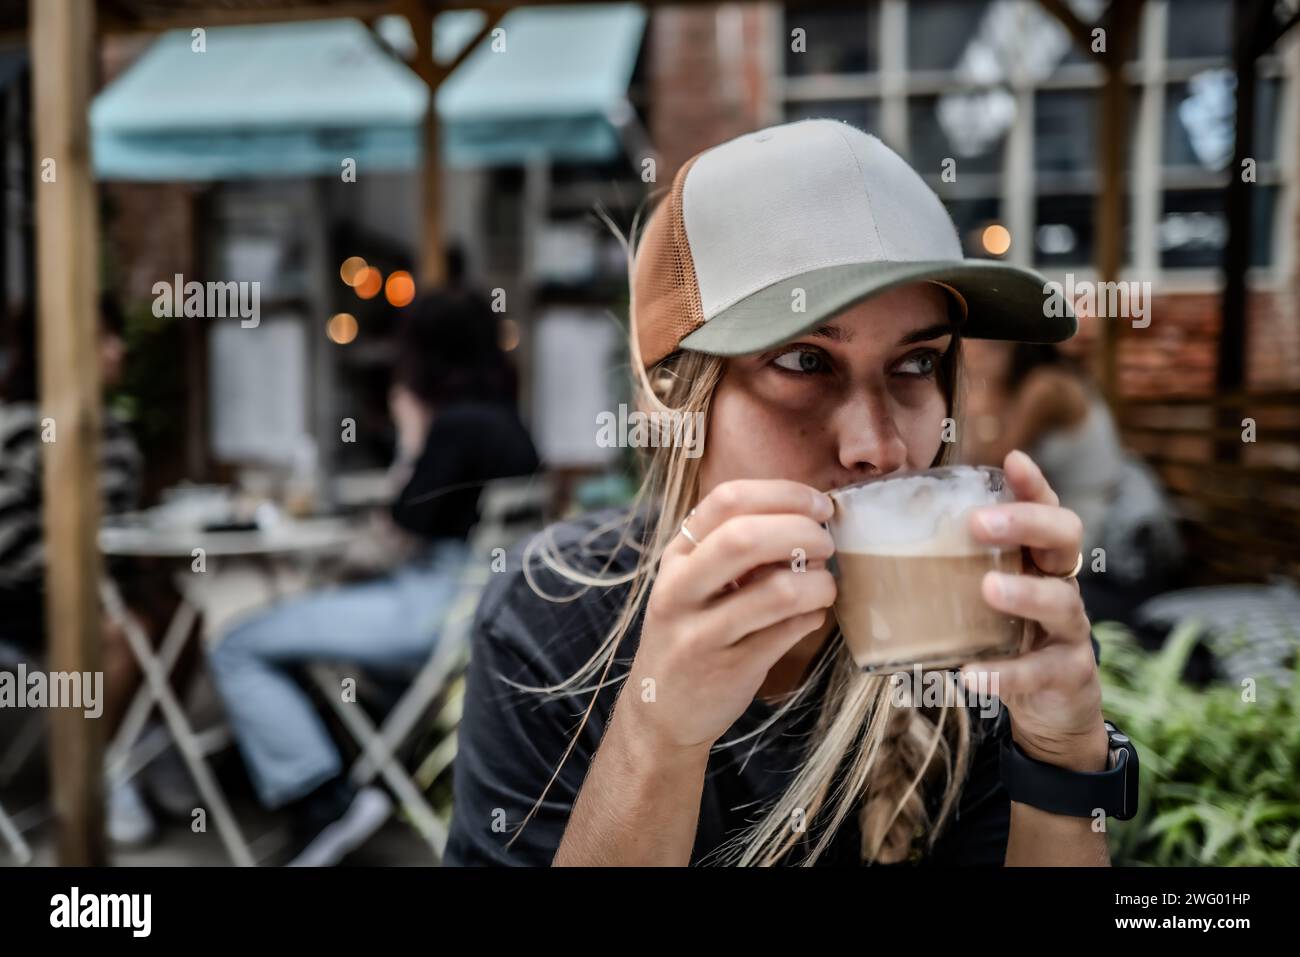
{"left": 432, "top": 6, "right": 506, "bottom": 82}
{"left": 31, "top": 0, "right": 107, "bottom": 866}
{"left": 96, "top": 1, "right": 400, "bottom": 34}
{"left": 1036, "top": 0, "right": 1098, "bottom": 58}
{"left": 1252, "top": 0, "right": 1300, "bottom": 58}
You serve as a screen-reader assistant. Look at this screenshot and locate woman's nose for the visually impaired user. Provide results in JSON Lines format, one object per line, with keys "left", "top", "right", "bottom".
{"left": 834, "top": 393, "right": 908, "bottom": 476}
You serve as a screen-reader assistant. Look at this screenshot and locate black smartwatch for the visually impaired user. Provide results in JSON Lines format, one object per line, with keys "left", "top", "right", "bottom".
{"left": 999, "top": 720, "right": 1139, "bottom": 821}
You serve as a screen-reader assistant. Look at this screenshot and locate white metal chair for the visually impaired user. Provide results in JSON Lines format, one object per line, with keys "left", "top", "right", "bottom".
{"left": 307, "top": 474, "right": 551, "bottom": 862}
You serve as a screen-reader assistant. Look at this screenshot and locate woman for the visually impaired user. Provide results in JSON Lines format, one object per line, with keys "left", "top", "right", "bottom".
{"left": 446, "top": 119, "right": 1118, "bottom": 867}
{"left": 209, "top": 288, "right": 538, "bottom": 866}
{"left": 960, "top": 341, "right": 1183, "bottom": 624}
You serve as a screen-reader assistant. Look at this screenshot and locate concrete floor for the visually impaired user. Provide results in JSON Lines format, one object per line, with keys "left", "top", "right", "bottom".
{"left": 2, "top": 773, "right": 438, "bottom": 867}
{"left": 0, "top": 708, "right": 438, "bottom": 868}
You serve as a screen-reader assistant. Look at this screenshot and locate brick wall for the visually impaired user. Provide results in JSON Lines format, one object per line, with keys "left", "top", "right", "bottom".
{"left": 648, "top": 4, "right": 774, "bottom": 179}
{"left": 103, "top": 183, "right": 198, "bottom": 307}
{"left": 1062, "top": 290, "right": 1300, "bottom": 398}
{"left": 99, "top": 35, "right": 199, "bottom": 309}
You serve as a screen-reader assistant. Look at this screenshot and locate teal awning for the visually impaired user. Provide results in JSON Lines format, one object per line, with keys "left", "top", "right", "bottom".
{"left": 90, "top": 5, "right": 647, "bottom": 180}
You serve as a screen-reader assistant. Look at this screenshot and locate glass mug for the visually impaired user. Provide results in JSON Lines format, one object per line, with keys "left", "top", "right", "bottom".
{"left": 827, "top": 465, "right": 1027, "bottom": 673}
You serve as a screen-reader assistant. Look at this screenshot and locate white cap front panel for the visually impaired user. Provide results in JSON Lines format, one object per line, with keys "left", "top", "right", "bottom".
{"left": 679, "top": 119, "right": 963, "bottom": 322}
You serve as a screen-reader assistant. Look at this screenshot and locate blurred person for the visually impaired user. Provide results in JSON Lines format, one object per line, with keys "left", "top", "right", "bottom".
{"left": 209, "top": 287, "right": 538, "bottom": 866}
{"left": 0, "top": 294, "right": 166, "bottom": 845}
{"left": 445, "top": 120, "right": 1132, "bottom": 867}
{"left": 960, "top": 341, "right": 1183, "bottom": 624}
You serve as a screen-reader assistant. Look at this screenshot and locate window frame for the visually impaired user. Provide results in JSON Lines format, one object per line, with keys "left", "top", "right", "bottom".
{"left": 771, "top": 0, "right": 1296, "bottom": 291}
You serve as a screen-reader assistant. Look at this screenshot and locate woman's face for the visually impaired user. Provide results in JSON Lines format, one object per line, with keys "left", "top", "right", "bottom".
{"left": 698, "top": 282, "right": 955, "bottom": 497}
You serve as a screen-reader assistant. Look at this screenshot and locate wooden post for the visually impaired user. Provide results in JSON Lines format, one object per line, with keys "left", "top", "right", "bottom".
{"left": 1038, "top": 0, "right": 1144, "bottom": 414}
{"left": 1215, "top": 2, "right": 1261, "bottom": 466}
{"left": 1093, "top": 3, "right": 1143, "bottom": 417}
{"left": 405, "top": 0, "right": 447, "bottom": 287}
{"left": 30, "top": 0, "right": 106, "bottom": 865}
{"left": 402, "top": 0, "right": 506, "bottom": 288}
{"left": 1094, "top": 58, "right": 1127, "bottom": 413}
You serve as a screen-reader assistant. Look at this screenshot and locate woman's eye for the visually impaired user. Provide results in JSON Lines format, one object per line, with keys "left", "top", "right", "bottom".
{"left": 896, "top": 351, "right": 939, "bottom": 377}
{"left": 773, "top": 349, "right": 827, "bottom": 375}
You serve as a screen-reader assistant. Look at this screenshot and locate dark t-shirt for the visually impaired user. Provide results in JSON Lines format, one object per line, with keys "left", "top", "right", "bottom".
{"left": 390, "top": 399, "right": 539, "bottom": 542}
{"left": 444, "top": 507, "right": 1103, "bottom": 867}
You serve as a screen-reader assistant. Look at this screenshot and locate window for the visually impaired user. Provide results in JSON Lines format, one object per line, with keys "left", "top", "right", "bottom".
{"left": 776, "top": 0, "right": 1290, "bottom": 278}
{"left": 906, "top": 0, "right": 992, "bottom": 72}
{"left": 783, "top": 4, "right": 877, "bottom": 77}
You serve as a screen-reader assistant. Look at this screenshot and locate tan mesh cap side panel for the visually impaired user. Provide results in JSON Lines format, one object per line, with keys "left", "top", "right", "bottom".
{"left": 633, "top": 154, "right": 705, "bottom": 368}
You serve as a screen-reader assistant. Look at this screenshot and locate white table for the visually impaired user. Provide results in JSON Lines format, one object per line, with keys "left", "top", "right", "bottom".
{"left": 100, "top": 515, "right": 358, "bottom": 866}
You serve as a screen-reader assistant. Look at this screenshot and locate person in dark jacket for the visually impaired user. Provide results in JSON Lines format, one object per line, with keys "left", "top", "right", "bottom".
{"left": 208, "top": 288, "right": 538, "bottom": 865}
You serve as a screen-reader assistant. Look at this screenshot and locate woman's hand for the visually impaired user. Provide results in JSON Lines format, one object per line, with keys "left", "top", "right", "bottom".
{"left": 961, "top": 449, "right": 1110, "bottom": 774}
{"left": 621, "top": 479, "right": 837, "bottom": 755}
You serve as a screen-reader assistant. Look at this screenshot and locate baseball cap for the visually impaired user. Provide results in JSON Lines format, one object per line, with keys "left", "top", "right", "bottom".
{"left": 632, "top": 118, "right": 1075, "bottom": 368}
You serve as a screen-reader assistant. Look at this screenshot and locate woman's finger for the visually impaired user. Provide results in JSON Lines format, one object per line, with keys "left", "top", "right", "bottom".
{"left": 969, "top": 501, "right": 1083, "bottom": 556}
{"left": 698, "top": 566, "right": 837, "bottom": 645}
{"left": 981, "top": 570, "right": 1090, "bottom": 641}
{"left": 682, "top": 514, "right": 834, "bottom": 602}
{"left": 740, "top": 608, "right": 830, "bottom": 673}
{"left": 662, "top": 479, "right": 833, "bottom": 562}
{"left": 960, "top": 642, "right": 1094, "bottom": 699}
{"left": 1003, "top": 449, "right": 1059, "bottom": 508}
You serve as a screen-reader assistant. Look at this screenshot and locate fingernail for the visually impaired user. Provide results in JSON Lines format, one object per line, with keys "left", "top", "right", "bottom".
{"left": 989, "top": 572, "right": 1013, "bottom": 602}
{"left": 813, "top": 492, "right": 834, "bottom": 520}
{"left": 978, "top": 509, "right": 1008, "bottom": 536}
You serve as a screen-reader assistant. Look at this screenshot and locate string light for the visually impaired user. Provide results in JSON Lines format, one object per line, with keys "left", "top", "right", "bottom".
{"left": 339, "top": 256, "right": 367, "bottom": 286}
{"left": 385, "top": 270, "right": 416, "bottom": 308}
{"left": 327, "top": 312, "right": 358, "bottom": 344}
{"left": 353, "top": 267, "right": 382, "bottom": 299}
{"left": 981, "top": 224, "right": 1012, "bottom": 256}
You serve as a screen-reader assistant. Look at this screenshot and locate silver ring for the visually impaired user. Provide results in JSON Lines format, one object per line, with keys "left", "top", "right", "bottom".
{"left": 679, "top": 509, "right": 701, "bottom": 547}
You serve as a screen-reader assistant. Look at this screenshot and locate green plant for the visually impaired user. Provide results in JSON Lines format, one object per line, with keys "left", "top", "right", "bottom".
{"left": 108, "top": 301, "right": 189, "bottom": 480}
{"left": 1095, "top": 620, "right": 1300, "bottom": 866}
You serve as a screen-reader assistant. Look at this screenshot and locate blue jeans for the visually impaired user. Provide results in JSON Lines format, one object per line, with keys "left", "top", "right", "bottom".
{"left": 209, "top": 539, "right": 468, "bottom": 808}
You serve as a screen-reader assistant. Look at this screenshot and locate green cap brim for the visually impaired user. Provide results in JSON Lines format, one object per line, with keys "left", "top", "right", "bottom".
{"left": 678, "top": 259, "right": 1076, "bottom": 357}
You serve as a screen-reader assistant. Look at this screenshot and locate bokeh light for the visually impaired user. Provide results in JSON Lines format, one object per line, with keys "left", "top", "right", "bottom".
{"left": 326, "top": 312, "right": 358, "bottom": 344}
{"left": 384, "top": 270, "right": 416, "bottom": 308}
{"left": 981, "top": 224, "right": 1012, "bottom": 256}
{"left": 339, "top": 256, "right": 367, "bottom": 286}
{"left": 353, "top": 266, "right": 382, "bottom": 300}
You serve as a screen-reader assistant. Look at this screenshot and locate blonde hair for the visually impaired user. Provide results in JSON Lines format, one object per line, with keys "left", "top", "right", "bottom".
{"left": 508, "top": 201, "right": 974, "bottom": 866}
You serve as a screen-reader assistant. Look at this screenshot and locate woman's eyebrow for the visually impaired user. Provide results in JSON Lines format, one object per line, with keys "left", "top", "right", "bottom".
{"left": 802, "top": 322, "right": 955, "bottom": 346}
{"left": 897, "top": 323, "right": 956, "bottom": 346}
{"left": 808, "top": 324, "right": 851, "bottom": 343}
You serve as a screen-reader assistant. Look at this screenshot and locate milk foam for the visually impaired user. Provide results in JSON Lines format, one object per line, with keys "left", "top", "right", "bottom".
{"left": 829, "top": 467, "right": 1003, "bottom": 557}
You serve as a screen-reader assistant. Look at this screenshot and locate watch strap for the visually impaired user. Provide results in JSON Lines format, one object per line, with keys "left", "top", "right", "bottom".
{"left": 999, "top": 731, "right": 1136, "bottom": 820}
